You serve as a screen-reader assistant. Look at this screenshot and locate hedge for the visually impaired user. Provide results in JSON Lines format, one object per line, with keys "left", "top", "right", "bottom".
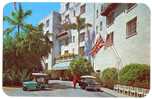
{"left": 119, "top": 63, "right": 150, "bottom": 89}
{"left": 101, "top": 67, "right": 118, "bottom": 89}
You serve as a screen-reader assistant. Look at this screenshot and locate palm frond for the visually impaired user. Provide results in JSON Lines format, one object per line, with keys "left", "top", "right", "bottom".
{"left": 24, "top": 10, "right": 32, "bottom": 18}
{"left": 3, "top": 16, "right": 17, "bottom": 25}
{"left": 3, "top": 26, "right": 16, "bottom": 35}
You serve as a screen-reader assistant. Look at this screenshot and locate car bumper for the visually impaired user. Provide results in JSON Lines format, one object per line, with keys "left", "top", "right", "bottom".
{"left": 85, "top": 86, "right": 101, "bottom": 91}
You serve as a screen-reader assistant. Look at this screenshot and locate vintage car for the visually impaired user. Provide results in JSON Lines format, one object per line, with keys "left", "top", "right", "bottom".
{"left": 22, "top": 73, "right": 48, "bottom": 91}
{"left": 79, "top": 75, "right": 102, "bottom": 92}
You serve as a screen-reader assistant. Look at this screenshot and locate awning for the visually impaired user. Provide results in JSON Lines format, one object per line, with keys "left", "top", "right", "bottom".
{"left": 53, "top": 61, "right": 70, "bottom": 70}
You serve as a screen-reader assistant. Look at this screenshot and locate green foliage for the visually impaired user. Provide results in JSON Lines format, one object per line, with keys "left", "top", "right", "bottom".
{"left": 44, "top": 70, "right": 72, "bottom": 80}
{"left": 3, "top": 5, "right": 52, "bottom": 86}
{"left": 101, "top": 68, "right": 118, "bottom": 89}
{"left": 69, "top": 57, "right": 94, "bottom": 76}
{"left": 3, "top": 3, "right": 32, "bottom": 35}
{"left": 119, "top": 63, "right": 150, "bottom": 88}
{"left": 91, "top": 72, "right": 102, "bottom": 84}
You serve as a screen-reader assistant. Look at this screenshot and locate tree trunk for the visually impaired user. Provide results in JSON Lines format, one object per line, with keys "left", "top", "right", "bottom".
{"left": 78, "top": 30, "right": 80, "bottom": 56}
{"left": 17, "top": 25, "right": 20, "bottom": 36}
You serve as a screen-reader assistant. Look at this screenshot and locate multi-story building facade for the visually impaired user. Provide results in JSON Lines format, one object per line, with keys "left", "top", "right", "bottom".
{"left": 39, "top": 11, "right": 61, "bottom": 70}
{"left": 39, "top": 3, "right": 150, "bottom": 75}
{"left": 52, "top": 3, "right": 96, "bottom": 70}
{"left": 94, "top": 3, "right": 150, "bottom": 72}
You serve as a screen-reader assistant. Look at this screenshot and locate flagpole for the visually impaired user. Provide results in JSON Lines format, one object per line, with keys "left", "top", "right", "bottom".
{"left": 111, "top": 45, "right": 123, "bottom": 86}
{"left": 92, "top": 1, "right": 95, "bottom": 71}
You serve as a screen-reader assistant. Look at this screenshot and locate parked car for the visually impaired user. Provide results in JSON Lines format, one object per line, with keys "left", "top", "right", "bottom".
{"left": 22, "top": 73, "right": 48, "bottom": 91}
{"left": 79, "top": 75, "right": 102, "bottom": 92}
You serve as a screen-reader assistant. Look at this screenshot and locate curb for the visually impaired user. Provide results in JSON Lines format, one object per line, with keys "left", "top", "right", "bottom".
{"left": 100, "top": 87, "right": 127, "bottom": 97}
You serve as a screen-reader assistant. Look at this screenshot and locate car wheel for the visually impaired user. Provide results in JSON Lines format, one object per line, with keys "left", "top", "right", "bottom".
{"left": 81, "top": 85, "right": 86, "bottom": 89}
{"left": 23, "top": 87, "right": 27, "bottom": 91}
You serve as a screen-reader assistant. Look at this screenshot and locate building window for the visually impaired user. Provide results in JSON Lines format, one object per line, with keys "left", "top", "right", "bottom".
{"left": 64, "top": 50, "right": 69, "bottom": 54}
{"left": 73, "top": 10, "right": 76, "bottom": 16}
{"left": 65, "top": 14, "right": 69, "bottom": 19}
{"left": 79, "top": 46, "right": 85, "bottom": 56}
{"left": 46, "top": 19, "right": 49, "bottom": 27}
{"left": 46, "top": 30, "right": 49, "bottom": 33}
{"left": 101, "top": 5, "right": 103, "bottom": 12}
{"left": 96, "top": 70, "right": 100, "bottom": 73}
{"left": 106, "top": 32, "right": 113, "bottom": 47}
{"left": 65, "top": 14, "right": 69, "bottom": 23}
{"left": 96, "top": 26, "right": 98, "bottom": 33}
{"left": 65, "top": 3, "right": 70, "bottom": 11}
{"left": 96, "top": 9, "right": 98, "bottom": 18}
{"left": 59, "top": 51, "right": 61, "bottom": 56}
{"left": 65, "top": 39, "right": 69, "bottom": 45}
{"left": 72, "top": 48, "right": 74, "bottom": 53}
{"left": 100, "top": 21, "right": 102, "bottom": 31}
{"left": 107, "top": 11, "right": 114, "bottom": 26}
{"left": 127, "top": 3, "right": 136, "bottom": 10}
{"left": 73, "top": 36, "right": 75, "bottom": 42}
{"left": 126, "top": 17, "right": 137, "bottom": 38}
{"left": 45, "top": 63, "right": 48, "bottom": 70}
{"left": 80, "top": 32, "right": 85, "bottom": 42}
{"left": 80, "top": 4, "right": 86, "bottom": 14}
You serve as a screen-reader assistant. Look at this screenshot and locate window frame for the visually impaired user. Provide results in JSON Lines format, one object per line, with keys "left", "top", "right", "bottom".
{"left": 73, "top": 36, "right": 75, "bottom": 43}
{"left": 96, "top": 9, "right": 98, "bottom": 18}
{"left": 126, "top": 17, "right": 137, "bottom": 39}
{"left": 106, "top": 11, "right": 114, "bottom": 27}
{"left": 79, "top": 46, "right": 85, "bottom": 56}
{"left": 80, "top": 4, "right": 86, "bottom": 14}
{"left": 73, "top": 10, "right": 76, "bottom": 16}
{"left": 64, "top": 50, "right": 69, "bottom": 54}
{"left": 106, "top": 32, "right": 114, "bottom": 47}
{"left": 80, "top": 32, "right": 85, "bottom": 42}
{"left": 46, "top": 19, "right": 49, "bottom": 27}
{"left": 100, "top": 21, "right": 102, "bottom": 31}
{"left": 65, "top": 3, "right": 70, "bottom": 11}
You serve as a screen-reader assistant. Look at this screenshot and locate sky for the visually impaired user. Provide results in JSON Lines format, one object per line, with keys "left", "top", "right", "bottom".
{"left": 3, "top": 2, "right": 61, "bottom": 30}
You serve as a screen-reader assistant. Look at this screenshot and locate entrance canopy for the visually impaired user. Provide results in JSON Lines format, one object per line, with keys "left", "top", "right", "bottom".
{"left": 53, "top": 61, "right": 70, "bottom": 70}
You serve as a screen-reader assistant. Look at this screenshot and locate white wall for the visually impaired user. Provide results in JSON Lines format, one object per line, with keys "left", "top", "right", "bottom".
{"left": 94, "top": 4, "right": 150, "bottom": 72}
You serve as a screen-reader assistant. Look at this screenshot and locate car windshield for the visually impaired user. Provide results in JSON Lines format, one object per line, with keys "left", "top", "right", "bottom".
{"left": 85, "top": 79, "right": 98, "bottom": 84}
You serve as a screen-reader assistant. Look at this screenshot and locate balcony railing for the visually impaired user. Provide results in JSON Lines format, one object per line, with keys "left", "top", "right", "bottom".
{"left": 55, "top": 53, "right": 78, "bottom": 63}
{"left": 57, "top": 31, "right": 68, "bottom": 39}
{"left": 100, "top": 3, "right": 118, "bottom": 16}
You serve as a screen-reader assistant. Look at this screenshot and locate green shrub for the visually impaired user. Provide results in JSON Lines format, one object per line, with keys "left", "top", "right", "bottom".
{"left": 69, "top": 57, "right": 94, "bottom": 76}
{"left": 91, "top": 72, "right": 102, "bottom": 84}
{"left": 119, "top": 63, "right": 150, "bottom": 89}
{"left": 101, "top": 67, "right": 118, "bottom": 89}
{"left": 44, "top": 70, "right": 60, "bottom": 80}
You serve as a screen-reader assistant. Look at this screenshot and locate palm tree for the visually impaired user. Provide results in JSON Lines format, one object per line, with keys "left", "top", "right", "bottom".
{"left": 3, "top": 3, "right": 32, "bottom": 36}
{"left": 62, "top": 15, "right": 92, "bottom": 56}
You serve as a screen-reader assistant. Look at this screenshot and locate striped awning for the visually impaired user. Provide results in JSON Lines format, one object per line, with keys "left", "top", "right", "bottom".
{"left": 53, "top": 61, "right": 70, "bottom": 70}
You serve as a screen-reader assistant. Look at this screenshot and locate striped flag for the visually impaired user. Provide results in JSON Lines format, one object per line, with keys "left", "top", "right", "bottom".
{"left": 89, "top": 34, "right": 105, "bottom": 57}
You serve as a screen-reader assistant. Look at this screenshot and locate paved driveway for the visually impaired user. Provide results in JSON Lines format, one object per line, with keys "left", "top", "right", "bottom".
{"left": 3, "top": 80, "right": 114, "bottom": 97}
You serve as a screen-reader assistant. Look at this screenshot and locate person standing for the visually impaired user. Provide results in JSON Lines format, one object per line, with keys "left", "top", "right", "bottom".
{"left": 72, "top": 74, "right": 80, "bottom": 88}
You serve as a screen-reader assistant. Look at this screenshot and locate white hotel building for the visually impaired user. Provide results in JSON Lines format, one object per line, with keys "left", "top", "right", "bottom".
{"left": 39, "top": 3, "right": 150, "bottom": 74}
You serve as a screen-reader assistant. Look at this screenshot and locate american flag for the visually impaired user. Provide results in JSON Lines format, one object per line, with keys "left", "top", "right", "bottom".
{"left": 89, "top": 34, "right": 104, "bottom": 57}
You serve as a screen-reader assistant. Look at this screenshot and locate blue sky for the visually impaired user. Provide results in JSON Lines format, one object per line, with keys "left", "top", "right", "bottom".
{"left": 3, "top": 2, "right": 61, "bottom": 30}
